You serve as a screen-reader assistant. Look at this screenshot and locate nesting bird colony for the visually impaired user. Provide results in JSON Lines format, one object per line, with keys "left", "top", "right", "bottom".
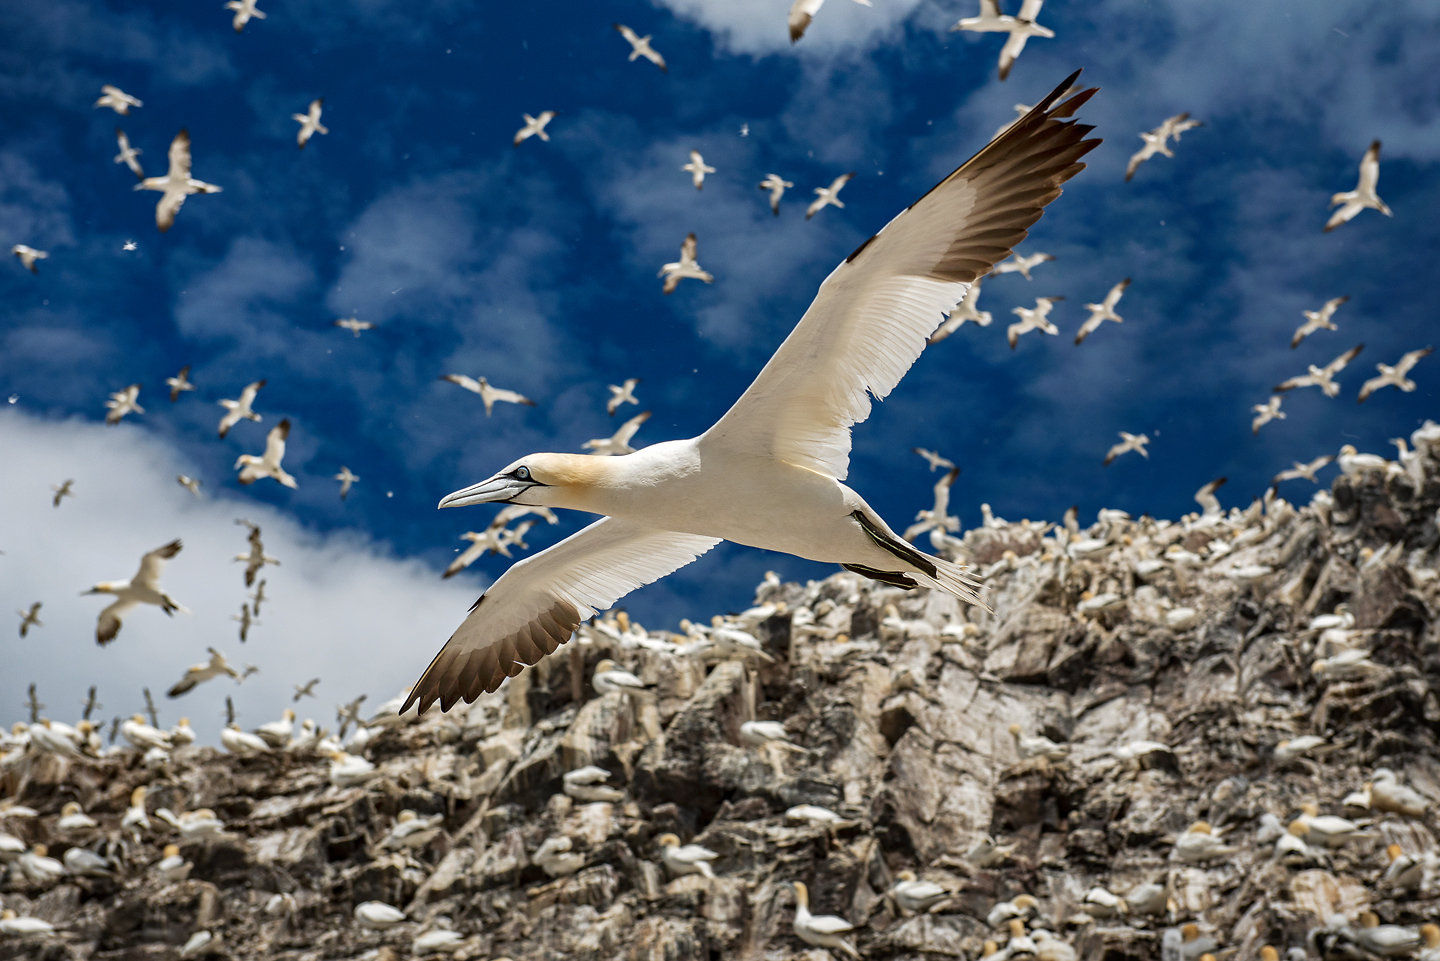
{"left": 3, "top": 422, "right": 1440, "bottom": 960}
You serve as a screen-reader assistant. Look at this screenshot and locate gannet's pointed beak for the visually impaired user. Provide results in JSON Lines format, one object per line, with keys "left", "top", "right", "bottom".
{"left": 439, "top": 474, "right": 536, "bottom": 509}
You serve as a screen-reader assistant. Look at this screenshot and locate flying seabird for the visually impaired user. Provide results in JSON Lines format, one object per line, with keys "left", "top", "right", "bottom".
{"left": 105, "top": 384, "right": 144, "bottom": 424}
{"left": 293, "top": 99, "right": 328, "bottom": 149}
{"left": 235, "top": 419, "right": 298, "bottom": 488}
{"left": 443, "top": 504, "right": 553, "bottom": 577}
{"left": 235, "top": 521, "right": 280, "bottom": 586}
{"left": 583, "top": 410, "right": 651, "bottom": 456}
{"left": 17, "top": 603, "right": 42, "bottom": 638}
{"left": 1007, "top": 296, "right": 1063, "bottom": 348}
{"left": 681, "top": 150, "right": 715, "bottom": 190}
{"left": 335, "top": 466, "right": 360, "bottom": 499}
{"left": 249, "top": 579, "right": 268, "bottom": 615}
{"left": 1103, "top": 432, "right": 1149, "bottom": 466}
{"left": 1074, "top": 278, "right": 1130, "bottom": 344}
{"left": 222, "top": 380, "right": 270, "bottom": 441}
{"left": 84, "top": 539, "right": 186, "bottom": 645}
{"left": 658, "top": 233, "right": 714, "bottom": 293}
{"left": 806, "top": 172, "right": 855, "bottom": 220}
{"left": 114, "top": 128, "right": 144, "bottom": 179}
{"left": 613, "top": 24, "right": 667, "bottom": 72}
{"left": 167, "top": 648, "right": 241, "bottom": 697}
{"left": 991, "top": 250, "right": 1054, "bottom": 280}
{"left": 1194, "top": 477, "right": 1226, "bottom": 517}
{"left": 293, "top": 678, "right": 320, "bottom": 701}
{"left": 1358, "top": 347, "right": 1433, "bottom": 402}
{"left": 334, "top": 316, "right": 372, "bottom": 337}
{"left": 787, "top": 0, "right": 872, "bottom": 44}
{"left": 1124, "top": 113, "right": 1202, "bottom": 181}
{"left": 513, "top": 111, "right": 556, "bottom": 146}
{"left": 759, "top": 174, "right": 794, "bottom": 214}
{"left": 94, "top": 85, "right": 142, "bottom": 114}
{"left": 996, "top": 0, "right": 1053, "bottom": 81}
{"left": 225, "top": 0, "right": 266, "bottom": 32}
{"left": 1273, "top": 344, "right": 1364, "bottom": 397}
{"left": 52, "top": 479, "right": 74, "bottom": 507}
{"left": 607, "top": 378, "right": 641, "bottom": 415}
{"left": 929, "top": 277, "right": 993, "bottom": 342}
{"left": 903, "top": 467, "right": 960, "bottom": 542}
{"left": 12, "top": 245, "right": 47, "bottom": 274}
{"left": 951, "top": 0, "right": 1024, "bottom": 32}
{"left": 1324, "top": 140, "right": 1390, "bottom": 232}
{"left": 1291, "top": 295, "right": 1349, "bottom": 348}
{"left": 1251, "top": 396, "right": 1285, "bottom": 434}
{"left": 166, "top": 365, "right": 196, "bottom": 401}
{"left": 235, "top": 602, "right": 257, "bottom": 641}
{"left": 400, "top": 72, "right": 1099, "bottom": 713}
{"left": 440, "top": 374, "right": 537, "bottom": 416}
{"left": 134, "top": 130, "right": 222, "bottom": 232}
{"left": 177, "top": 474, "right": 202, "bottom": 496}
{"left": 912, "top": 448, "right": 954, "bottom": 471}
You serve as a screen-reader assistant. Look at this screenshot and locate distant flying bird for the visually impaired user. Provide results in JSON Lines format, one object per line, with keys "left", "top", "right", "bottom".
{"left": 607, "top": 379, "right": 641, "bottom": 415}
{"left": 1194, "top": 477, "right": 1227, "bottom": 517}
{"left": 123, "top": 240, "right": 137, "bottom": 250}
{"left": 1103, "top": 432, "right": 1149, "bottom": 466}
{"left": 293, "top": 99, "right": 328, "bottom": 149}
{"left": 84, "top": 539, "right": 186, "bottom": 645}
{"left": 164, "top": 366, "right": 195, "bottom": 402}
{"left": 614, "top": 24, "right": 667, "bottom": 72}
{"left": 11, "top": 245, "right": 47, "bottom": 274}
{"left": 225, "top": 0, "right": 266, "bottom": 33}
{"left": 787, "top": 0, "right": 871, "bottom": 44}
{"left": 1124, "top": 113, "right": 1202, "bottom": 182}
{"left": 658, "top": 233, "right": 713, "bottom": 294}
{"left": 928, "top": 278, "right": 992, "bottom": 342}
{"left": 997, "top": 0, "right": 1054, "bottom": 81}
{"left": 806, "top": 172, "right": 855, "bottom": 219}
{"left": 759, "top": 174, "right": 794, "bottom": 215}
{"left": 1358, "top": 347, "right": 1433, "bottom": 402}
{"left": 217, "top": 379, "right": 266, "bottom": 438}
{"left": 235, "top": 523, "right": 280, "bottom": 586}
{"left": 232, "top": 603, "right": 256, "bottom": 642}
{"left": 1074, "top": 278, "right": 1130, "bottom": 344}
{"left": 513, "top": 112, "right": 556, "bottom": 147}
{"left": 134, "top": 130, "right": 222, "bottom": 232}
{"left": 167, "top": 648, "right": 240, "bottom": 697}
{"left": 1007, "top": 296, "right": 1063, "bottom": 348}
{"left": 440, "top": 374, "right": 537, "bottom": 416}
{"left": 249, "top": 579, "right": 268, "bottom": 615}
{"left": 114, "top": 128, "right": 144, "bottom": 178}
{"left": 51, "top": 479, "right": 74, "bottom": 508}
{"left": 912, "top": 448, "right": 954, "bottom": 472}
{"left": 1250, "top": 396, "right": 1285, "bottom": 434}
{"left": 105, "top": 384, "right": 144, "bottom": 424}
{"left": 681, "top": 150, "right": 715, "bottom": 190}
{"left": 1273, "top": 344, "right": 1364, "bottom": 397}
{"left": 94, "top": 85, "right": 142, "bottom": 115}
{"left": 903, "top": 467, "right": 960, "bottom": 542}
{"left": 17, "top": 603, "right": 42, "bottom": 638}
{"left": 1325, "top": 140, "right": 1391, "bottom": 232}
{"left": 235, "top": 419, "right": 298, "bottom": 488}
{"left": 583, "top": 410, "right": 651, "bottom": 456}
{"left": 951, "top": 0, "right": 1031, "bottom": 33}
{"left": 293, "top": 679, "right": 320, "bottom": 701}
{"left": 991, "top": 249, "right": 1054, "bottom": 280}
{"left": 1271, "top": 455, "right": 1335, "bottom": 490}
{"left": 1291, "top": 296, "right": 1349, "bottom": 348}
{"left": 334, "top": 316, "right": 373, "bottom": 337}
{"left": 444, "top": 529, "right": 512, "bottom": 577}
{"left": 177, "top": 475, "right": 202, "bottom": 496}
{"left": 335, "top": 466, "right": 360, "bottom": 499}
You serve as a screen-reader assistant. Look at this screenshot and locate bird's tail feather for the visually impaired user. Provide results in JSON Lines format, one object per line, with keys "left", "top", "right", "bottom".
{"left": 915, "top": 554, "right": 986, "bottom": 610}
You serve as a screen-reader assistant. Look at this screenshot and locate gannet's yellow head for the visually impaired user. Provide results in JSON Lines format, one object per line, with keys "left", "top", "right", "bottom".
{"left": 1260, "top": 947, "right": 1280, "bottom": 961}
{"left": 438, "top": 453, "right": 611, "bottom": 511}
{"left": 397, "top": 810, "right": 416, "bottom": 823}
{"left": 283, "top": 709, "right": 296, "bottom": 722}
{"left": 83, "top": 582, "right": 121, "bottom": 596}
{"left": 895, "top": 870, "right": 917, "bottom": 882}
{"left": 131, "top": 714, "right": 147, "bottom": 725}
{"left": 1187, "top": 821, "right": 1212, "bottom": 835}
{"left": 1387, "top": 843, "right": 1404, "bottom": 862}
{"left": 594, "top": 659, "right": 618, "bottom": 675}
{"left": 657, "top": 833, "right": 681, "bottom": 848}
{"left": 1181, "top": 924, "right": 1200, "bottom": 942}
{"left": 131, "top": 786, "right": 148, "bottom": 805}
{"left": 1358, "top": 912, "right": 1380, "bottom": 929}
{"left": 792, "top": 880, "right": 809, "bottom": 908}
{"left": 1299, "top": 802, "right": 1320, "bottom": 817}
{"left": 1012, "top": 895, "right": 1038, "bottom": 911}
{"left": 61, "top": 802, "right": 82, "bottom": 816}
{"left": 163, "top": 844, "right": 180, "bottom": 858}
{"left": 32, "top": 844, "right": 48, "bottom": 857}
{"left": 981, "top": 941, "right": 1000, "bottom": 958}
{"left": 1422, "top": 924, "right": 1440, "bottom": 949}
{"left": 1008, "top": 919, "right": 1027, "bottom": 938}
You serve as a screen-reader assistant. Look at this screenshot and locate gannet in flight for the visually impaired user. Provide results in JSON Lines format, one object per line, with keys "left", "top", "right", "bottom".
{"left": 759, "top": 174, "right": 794, "bottom": 215}
{"left": 233, "top": 602, "right": 257, "bottom": 642}
{"left": 105, "top": 384, "right": 144, "bottom": 424}
{"left": 1074, "top": 277, "right": 1130, "bottom": 344}
{"left": 1250, "top": 396, "right": 1285, "bottom": 434}
{"left": 1358, "top": 347, "right": 1433, "bottom": 402}
{"left": 235, "top": 419, "right": 298, "bottom": 488}
{"left": 293, "top": 99, "right": 328, "bottom": 149}
{"left": 17, "top": 603, "right": 42, "bottom": 638}
{"left": 583, "top": 410, "right": 651, "bottom": 456}
{"left": 950, "top": 0, "right": 1029, "bottom": 33}
{"left": 167, "top": 648, "right": 240, "bottom": 697}
{"left": 1270, "top": 455, "right": 1334, "bottom": 491}
{"left": 912, "top": 448, "right": 954, "bottom": 471}
{"left": 177, "top": 474, "right": 202, "bottom": 496}
{"left": 1103, "top": 432, "right": 1149, "bottom": 465}
{"left": 123, "top": 240, "right": 137, "bottom": 250}
{"left": 249, "top": 579, "right": 268, "bottom": 615}
{"left": 658, "top": 233, "right": 713, "bottom": 293}
{"left": 787, "top": 0, "right": 871, "bottom": 44}
{"left": 1007, "top": 296, "right": 1063, "bottom": 348}
{"left": 513, "top": 112, "right": 556, "bottom": 147}
{"left": 134, "top": 130, "right": 222, "bottom": 232}
{"left": 52, "top": 479, "right": 74, "bottom": 508}
{"left": 928, "top": 277, "right": 992, "bottom": 342}
{"left": 682, "top": 150, "right": 715, "bottom": 190}
{"left": 996, "top": 0, "right": 1053, "bottom": 81}
{"left": 613, "top": 24, "right": 667, "bottom": 72}
{"left": 1325, "top": 140, "right": 1390, "bottom": 232}
{"left": 113, "top": 128, "right": 144, "bottom": 179}
{"left": 166, "top": 365, "right": 196, "bottom": 401}
{"left": 293, "top": 678, "right": 320, "bottom": 701}
{"left": 1273, "top": 344, "right": 1364, "bottom": 397}
{"left": 903, "top": 467, "right": 960, "bottom": 542}
{"left": 440, "top": 374, "right": 537, "bottom": 416}
{"left": 607, "top": 378, "right": 641, "bottom": 415}
{"left": 334, "top": 316, "right": 373, "bottom": 337}
{"left": 225, "top": 0, "right": 266, "bottom": 32}
{"left": 235, "top": 523, "right": 280, "bottom": 586}
{"left": 94, "top": 85, "right": 142, "bottom": 115}
{"left": 11, "top": 245, "right": 47, "bottom": 274}
{"left": 84, "top": 539, "right": 186, "bottom": 645}
{"left": 1194, "top": 477, "right": 1226, "bottom": 517}
{"left": 806, "top": 172, "right": 855, "bottom": 220}
{"left": 401, "top": 72, "right": 1099, "bottom": 713}
{"left": 443, "top": 528, "right": 511, "bottom": 577}
{"left": 991, "top": 249, "right": 1053, "bottom": 280}
{"left": 1124, "top": 113, "right": 1202, "bottom": 181}
{"left": 1291, "top": 295, "right": 1349, "bottom": 348}
{"left": 217, "top": 379, "right": 265, "bottom": 438}
{"left": 335, "top": 466, "right": 360, "bottom": 499}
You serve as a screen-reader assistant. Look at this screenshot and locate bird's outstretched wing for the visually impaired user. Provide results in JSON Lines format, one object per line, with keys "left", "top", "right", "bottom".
{"left": 264, "top": 419, "right": 291, "bottom": 463}
{"left": 789, "top": 0, "right": 824, "bottom": 42}
{"left": 97, "top": 599, "right": 138, "bottom": 645}
{"left": 702, "top": 74, "right": 1098, "bottom": 480}
{"left": 134, "top": 539, "right": 183, "bottom": 590}
{"left": 405, "top": 518, "right": 720, "bottom": 713}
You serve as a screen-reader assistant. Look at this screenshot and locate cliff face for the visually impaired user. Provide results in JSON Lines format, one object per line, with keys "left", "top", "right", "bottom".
{"left": 4, "top": 428, "right": 1440, "bottom": 961}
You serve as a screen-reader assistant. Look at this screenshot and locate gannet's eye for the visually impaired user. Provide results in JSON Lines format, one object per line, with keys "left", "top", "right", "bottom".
{"left": 515, "top": 467, "right": 531, "bottom": 480}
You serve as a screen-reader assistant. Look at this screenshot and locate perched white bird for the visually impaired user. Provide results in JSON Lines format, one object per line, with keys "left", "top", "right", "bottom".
{"left": 64, "top": 845, "right": 114, "bottom": 877}
{"left": 217, "top": 379, "right": 266, "bottom": 438}
{"left": 1291, "top": 295, "right": 1349, "bottom": 348}
{"left": 513, "top": 111, "right": 556, "bottom": 147}
{"left": 17, "top": 602, "right": 42, "bottom": 637}
{"left": 382, "top": 810, "right": 444, "bottom": 850}
{"left": 333, "top": 316, "right": 373, "bottom": 337}
{"left": 335, "top": 466, "right": 360, "bottom": 500}
{"left": 105, "top": 384, "right": 144, "bottom": 424}
{"left": 1103, "top": 432, "right": 1148, "bottom": 466}
{"left": 904, "top": 467, "right": 960, "bottom": 542}
{"left": 58, "top": 801, "right": 98, "bottom": 835}
{"left": 1007, "top": 296, "right": 1063, "bottom": 348}
{"left": 440, "top": 374, "right": 537, "bottom": 416}
{"left": 607, "top": 378, "right": 641, "bottom": 415}
{"left": 354, "top": 901, "right": 406, "bottom": 930}
{"left": 987, "top": 894, "right": 1039, "bottom": 928}
{"left": 327, "top": 749, "right": 377, "bottom": 787}
{"left": 584, "top": 410, "right": 651, "bottom": 457}
{"left": 1172, "top": 821, "right": 1238, "bottom": 862}
{"left": 1074, "top": 278, "right": 1130, "bottom": 344}
{"left": 120, "top": 714, "right": 172, "bottom": 751}
{"left": 1355, "top": 912, "right": 1422, "bottom": 957}
{"left": 400, "top": 74, "right": 1097, "bottom": 711}
{"left": 121, "top": 786, "right": 151, "bottom": 837}
{"left": 592, "top": 658, "right": 651, "bottom": 696}
{"left": 992, "top": 250, "right": 1054, "bottom": 280}
{"left": 681, "top": 150, "right": 715, "bottom": 190}
{"left": 658, "top": 233, "right": 714, "bottom": 294}
{"left": 1251, "top": 396, "right": 1285, "bottom": 434}
{"left": 168, "top": 647, "right": 241, "bottom": 697}
{"left": 792, "top": 881, "right": 860, "bottom": 958}
{"left": 562, "top": 765, "right": 624, "bottom": 802}
{"left": 532, "top": 835, "right": 585, "bottom": 877}
{"left": 85, "top": 539, "right": 186, "bottom": 644}
{"left": 114, "top": 127, "right": 144, "bottom": 178}
{"left": 0, "top": 909, "right": 55, "bottom": 935}
{"left": 134, "top": 130, "right": 222, "bottom": 232}
{"left": 18, "top": 844, "right": 66, "bottom": 882}
{"left": 235, "top": 419, "right": 298, "bottom": 488}
{"left": 1009, "top": 724, "right": 1068, "bottom": 761}
{"left": 613, "top": 24, "right": 667, "bottom": 72}
{"left": 759, "top": 174, "right": 794, "bottom": 214}
{"left": 806, "top": 172, "right": 855, "bottom": 220}
{"left": 1370, "top": 768, "right": 1427, "bottom": 818}
{"left": 1273, "top": 345, "right": 1364, "bottom": 397}
{"left": 892, "top": 871, "right": 949, "bottom": 912}
{"left": 1358, "top": 347, "right": 1433, "bottom": 402}
{"left": 12, "top": 244, "right": 48, "bottom": 274}
{"left": 28, "top": 720, "right": 83, "bottom": 759}
{"left": 224, "top": 0, "right": 265, "bottom": 32}
{"left": 220, "top": 723, "right": 270, "bottom": 757}
{"left": 929, "top": 278, "right": 993, "bottom": 341}
{"left": 1193, "top": 476, "right": 1226, "bottom": 517}
{"left": 155, "top": 843, "right": 192, "bottom": 880}
{"left": 95, "top": 84, "right": 142, "bottom": 114}
{"left": 1082, "top": 886, "right": 1128, "bottom": 919}
{"left": 255, "top": 708, "right": 296, "bottom": 747}
{"left": 1325, "top": 140, "right": 1391, "bottom": 232}
{"left": 292, "top": 99, "right": 328, "bottom": 149}
{"left": 1270, "top": 455, "right": 1333, "bottom": 490}
{"left": 656, "top": 833, "right": 718, "bottom": 879}
{"left": 740, "top": 720, "right": 804, "bottom": 750}
{"left": 412, "top": 927, "right": 467, "bottom": 954}
{"left": 1273, "top": 734, "right": 1328, "bottom": 761}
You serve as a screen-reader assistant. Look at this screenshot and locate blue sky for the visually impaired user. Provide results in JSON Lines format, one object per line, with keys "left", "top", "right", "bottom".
{"left": 2, "top": 0, "right": 1437, "bottom": 729}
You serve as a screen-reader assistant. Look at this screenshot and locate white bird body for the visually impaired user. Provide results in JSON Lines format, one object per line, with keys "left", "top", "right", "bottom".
{"left": 169, "top": 647, "right": 241, "bottom": 697}
{"left": 1271, "top": 455, "right": 1333, "bottom": 489}
{"left": 996, "top": 0, "right": 1053, "bottom": 80}
{"left": 792, "top": 882, "right": 860, "bottom": 957}
{"left": 354, "top": 901, "right": 406, "bottom": 929}
{"left": 563, "top": 765, "right": 624, "bottom": 802}
{"left": 806, "top": 172, "right": 855, "bottom": 219}
{"left": 740, "top": 720, "right": 803, "bottom": 749}
{"left": 156, "top": 845, "right": 192, "bottom": 880}
{"left": 217, "top": 379, "right": 266, "bottom": 437}
{"left": 1010, "top": 724, "right": 1067, "bottom": 761}
{"left": 122, "top": 788, "right": 150, "bottom": 837}
{"left": 12, "top": 244, "right": 48, "bottom": 273}
{"left": 513, "top": 111, "right": 556, "bottom": 146}
{"left": 929, "top": 278, "right": 992, "bottom": 341}
{"left": 1325, "top": 140, "right": 1391, "bottom": 232}
{"left": 95, "top": 84, "right": 142, "bottom": 114}
{"left": 292, "top": 99, "right": 328, "bottom": 148}
{"left": 1251, "top": 396, "right": 1285, "bottom": 434}
{"left": 64, "top": 845, "right": 114, "bottom": 877}
{"left": 134, "top": 130, "right": 222, "bottom": 232}
{"left": 28, "top": 721, "right": 83, "bottom": 758}
{"left": 1007, "top": 296, "right": 1063, "bottom": 348}
{"left": 334, "top": 317, "right": 373, "bottom": 337}
{"left": 328, "top": 750, "right": 377, "bottom": 787}
{"left": 592, "top": 658, "right": 649, "bottom": 696}
{"left": 1193, "top": 477, "right": 1226, "bottom": 517}
{"left": 1371, "top": 768, "right": 1426, "bottom": 817}
{"left": 904, "top": 467, "right": 960, "bottom": 542}
{"left": 179, "top": 931, "right": 218, "bottom": 958}
{"left": 892, "top": 871, "right": 949, "bottom": 912}
{"left": 0, "top": 910, "right": 55, "bottom": 935}
{"left": 224, "top": 0, "right": 265, "bottom": 32}
{"left": 992, "top": 250, "right": 1054, "bottom": 280}
{"left": 584, "top": 411, "right": 651, "bottom": 456}
{"left": 1172, "top": 822, "right": 1237, "bottom": 862}
{"left": 607, "top": 378, "right": 641, "bottom": 415}
{"left": 105, "top": 384, "right": 144, "bottom": 424}
{"left": 1291, "top": 295, "right": 1348, "bottom": 348}
{"left": 1075, "top": 277, "right": 1129, "bottom": 344}
{"left": 659, "top": 233, "right": 713, "bottom": 293}
{"left": 682, "top": 150, "right": 715, "bottom": 190}
{"left": 58, "top": 802, "right": 98, "bottom": 835}
{"left": 221, "top": 723, "right": 270, "bottom": 757}
{"left": 1336, "top": 444, "right": 1389, "bottom": 478}
{"left": 614, "top": 24, "right": 667, "bottom": 72}
{"left": 335, "top": 466, "right": 360, "bottom": 499}
{"left": 166, "top": 365, "right": 195, "bottom": 401}
{"left": 255, "top": 708, "right": 296, "bottom": 747}
{"left": 235, "top": 419, "right": 298, "bottom": 488}
{"left": 1125, "top": 112, "right": 1202, "bottom": 181}
{"left": 19, "top": 845, "right": 66, "bottom": 882}
{"left": 115, "top": 128, "right": 144, "bottom": 178}
{"left": 86, "top": 539, "right": 186, "bottom": 644}
{"left": 1103, "top": 432, "right": 1148, "bottom": 466}
{"left": 383, "top": 810, "right": 444, "bottom": 849}
{"left": 1359, "top": 347, "right": 1433, "bottom": 402}
{"left": 440, "top": 374, "right": 536, "bottom": 416}
{"left": 759, "top": 174, "right": 794, "bottom": 214}
{"left": 17, "top": 602, "right": 42, "bottom": 637}
{"left": 657, "top": 833, "right": 718, "bottom": 878}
